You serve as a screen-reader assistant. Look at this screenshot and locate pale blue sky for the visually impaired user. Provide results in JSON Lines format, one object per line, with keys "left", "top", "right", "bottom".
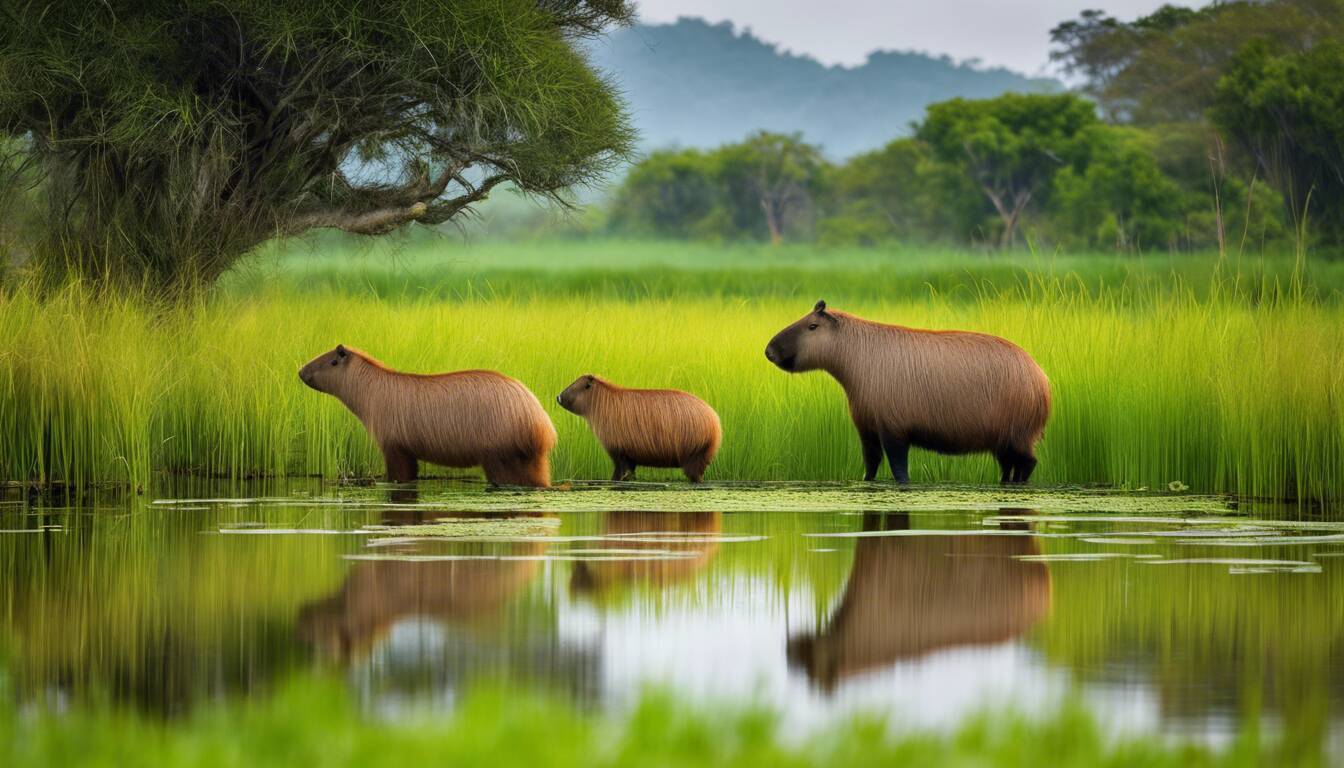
{"left": 636, "top": 1, "right": 1171, "bottom": 75}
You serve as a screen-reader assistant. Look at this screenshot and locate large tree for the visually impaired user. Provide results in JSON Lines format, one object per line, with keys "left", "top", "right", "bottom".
{"left": 0, "top": 0, "right": 635, "bottom": 289}
{"left": 717, "top": 132, "right": 825, "bottom": 244}
{"left": 917, "top": 93, "right": 1098, "bottom": 248}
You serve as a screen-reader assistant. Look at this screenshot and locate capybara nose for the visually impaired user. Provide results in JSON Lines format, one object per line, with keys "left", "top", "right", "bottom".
{"left": 764, "top": 345, "right": 778, "bottom": 364}
{"left": 556, "top": 395, "right": 563, "bottom": 405}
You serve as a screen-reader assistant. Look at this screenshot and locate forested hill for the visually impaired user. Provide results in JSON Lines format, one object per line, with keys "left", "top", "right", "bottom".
{"left": 588, "top": 17, "right": 1061, "bottom": 158}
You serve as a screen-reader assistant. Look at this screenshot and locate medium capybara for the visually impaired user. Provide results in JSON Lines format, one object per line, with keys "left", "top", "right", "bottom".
{"left": 556, "top": 375, "right": 721, "bottom": 482}
{"left": 299, "top": 345, "right": 556, "bottom": 487}
{"left": 765, "top": 300, "right": 1050, "bottom": 484}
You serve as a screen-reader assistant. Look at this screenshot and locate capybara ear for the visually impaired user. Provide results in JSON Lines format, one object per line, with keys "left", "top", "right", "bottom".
{"left": 336, "top": 344, "right": 347, "bottom": 358}
{"left": 814, "top": 299, "right": 827, "bottom": 314}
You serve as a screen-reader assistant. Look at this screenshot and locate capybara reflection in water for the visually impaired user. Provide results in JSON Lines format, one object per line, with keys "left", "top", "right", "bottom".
{"left": 765, "top": 300, "right": 1050, "bottom": 484}
{"left": 569, "top": 511, "right": 722, "bottom": 595}
{"left": 299, "top": 345, "right": 556, "bottom": 486}
{"left": 786, "top": 511, "right": 1051, "bottom": 691}
{"left": 297, "top": 513, "right": 553, "bottom": 662}
{"left": 557, "top": 375, "right": 721, "bottom": 482}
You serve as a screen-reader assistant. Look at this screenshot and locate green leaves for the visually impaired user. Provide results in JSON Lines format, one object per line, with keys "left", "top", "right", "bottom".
{"left": 0, "top": 0, "right": 636, "bottom": 290}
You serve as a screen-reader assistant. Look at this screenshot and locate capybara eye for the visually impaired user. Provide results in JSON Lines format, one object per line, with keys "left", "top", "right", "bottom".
{"left": 585, "top": 381, "right": 592, "bottom": 389}
{"left": 330, "top": 358, "right": 339, "bottom": 366}
{"left": 808, "top": 323, "right": 819, "bottom": 331}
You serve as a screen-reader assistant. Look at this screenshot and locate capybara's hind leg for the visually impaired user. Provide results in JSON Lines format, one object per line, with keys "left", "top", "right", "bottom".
{"left": 382, "top": 446, "right": 418, "bottom": 483}
{"left": 1012, "top": 452, "right": 1038, "bottom": 484}
{"left": 880, "top": 433, "right": 910, "bottom": 484}
{"left": 609, "top": 452, "right": 634, "bottom": 482}
{"left": 995, "top": 451, "right": 1015, "bottom": 485}
{"left": 483, "top": 454, "right": 551, "bottom": 488}
{"left": 859, "top": 429, "right": 883, "bottom": 481}
{"left": 682, "top": 450, "right": 712, "bottom": 483}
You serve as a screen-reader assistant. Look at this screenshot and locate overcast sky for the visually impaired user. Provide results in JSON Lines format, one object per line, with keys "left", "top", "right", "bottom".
{"left": 636, "top": 1, "right": 1173, "bottom": 76}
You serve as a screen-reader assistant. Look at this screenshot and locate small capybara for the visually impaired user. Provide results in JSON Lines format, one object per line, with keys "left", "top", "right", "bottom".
{"left": 299, "top": 345, "right": 556, "bottom": 487}
{"left": 556, "top": 375, "right": 721, "bottom": 482}
{"left": 765, "top": 300, "right": 1050, "bottom": 484}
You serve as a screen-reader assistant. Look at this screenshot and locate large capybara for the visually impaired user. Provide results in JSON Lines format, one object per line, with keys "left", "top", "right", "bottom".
{"left": 764, "top": 300, "right": 1050, "bottom": 484}
{"left": 299, "top": 345, "right": 556, "bottom": 486}
{"left": 556, "top": 375, "right": 721, "bottom": 482}
{"left": 786, "top": 511, "right": 1051, "bottom": 691}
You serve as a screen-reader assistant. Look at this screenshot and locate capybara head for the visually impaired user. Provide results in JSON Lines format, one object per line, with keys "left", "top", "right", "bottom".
{"left": 765, "top": 300, "right": 840, "bottom": 372}
{"left": 299, "top": 344, "right": 358, "bottom": 394}
{"left": 557, "top": 374, "right": 600, "bottom": 414}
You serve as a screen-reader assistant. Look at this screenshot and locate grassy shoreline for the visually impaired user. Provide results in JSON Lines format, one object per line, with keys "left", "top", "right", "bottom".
{"left": 2, "top": 242, "right": 1341, "bottom": 501}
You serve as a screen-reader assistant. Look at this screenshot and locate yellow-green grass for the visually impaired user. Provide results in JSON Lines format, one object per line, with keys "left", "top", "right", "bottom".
{"left": 3, "top": 274, "right": 1341, "bottom": 501}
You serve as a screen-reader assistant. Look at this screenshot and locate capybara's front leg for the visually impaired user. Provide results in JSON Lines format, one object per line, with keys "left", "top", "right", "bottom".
{"left": 382, "top": 446, "right": 418, "bottom": 483}
{"left": 880, "top": 433, "right": 910, "bottom": 484}
{"left": 609, "top": 453, "right": 633, "bottom": 482}
{"left": 859, "top": 429, "right": 883, "bottom": 481}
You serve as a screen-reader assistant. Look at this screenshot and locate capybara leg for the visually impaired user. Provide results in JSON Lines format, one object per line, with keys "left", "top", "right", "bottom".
{"left": 859, "top": 430, "right": 883, "bottom": 481}
{"left": 1013, "top": 453, "right": 1038, "bottom": 484}
{"left": 609, "top": 453, "right": 633, "bottom": 482}
{"left": 682, "top": 451, "right": 712, "bottom": 483}
{"left": 483, "top": 456, "right": 551, "bottom": 488}
{"left": 995, "top": 451, "right": 1015, "bottom": 485}
{"left": 880, "top": 433, "right": 910, "bottom": 484}
{"left": 382, "top": 447, "right": 418, "bottom": 483}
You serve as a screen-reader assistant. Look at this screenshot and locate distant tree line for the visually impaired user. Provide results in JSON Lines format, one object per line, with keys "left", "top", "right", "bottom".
{"left": 610, "top": 0, "right": 1344, "bottom": 251}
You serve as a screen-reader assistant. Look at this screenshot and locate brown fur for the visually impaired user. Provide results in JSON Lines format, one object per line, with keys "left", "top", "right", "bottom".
{"left": 557, "top": 375, "right": 721, "bottom": 482}
{"left": 297, "top": 513, "right": 552, "bottom": 662}
{"left": 787, "top": 512, "right": 1051, "bottom": 691}
{"left": 299, "top": 345, "right": 556, "bottom": 487}
{"left": 569, "top": 511, "right": 721, "bottom": 595}
{"left": 765, "top": 300, "right": 1050, "bottom": 483}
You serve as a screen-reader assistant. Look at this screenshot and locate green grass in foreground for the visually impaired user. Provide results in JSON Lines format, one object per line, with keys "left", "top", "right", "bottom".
{"left": 0, "top": 677, "right": 1271, "bottom": 768}
{"left": 2, "top": 242, "right": 1342, "bottom": 501}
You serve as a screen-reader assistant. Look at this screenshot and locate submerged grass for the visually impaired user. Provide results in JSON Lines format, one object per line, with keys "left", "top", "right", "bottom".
{"left": 0, "top": 677, "right": 1274, "bottom": 768}
{"left": 2, "top": 242, "right": 1342, "bottom": 502}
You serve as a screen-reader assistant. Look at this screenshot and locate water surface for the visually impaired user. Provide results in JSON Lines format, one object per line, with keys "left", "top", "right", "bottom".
{"left": 2, "top": 482, "right": 1341, "bottom": 756}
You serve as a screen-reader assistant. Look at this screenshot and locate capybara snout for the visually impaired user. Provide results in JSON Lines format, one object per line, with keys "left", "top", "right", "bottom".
{"left": 558, "top": 375, "right": 721, "bottom": 483}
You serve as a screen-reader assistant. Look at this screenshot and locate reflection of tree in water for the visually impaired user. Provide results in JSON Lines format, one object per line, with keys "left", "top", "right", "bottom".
{"left": 297, "top": 511, "right": 599, "bottom": 709}
{"left": 0, "top": 506, "right": 310, "bottom": 718}
{"left": 570, "top": 511, "right": 722, "bottom": 596}
{"left": 788, "top": 510, "right": 1051, "bottom": 692}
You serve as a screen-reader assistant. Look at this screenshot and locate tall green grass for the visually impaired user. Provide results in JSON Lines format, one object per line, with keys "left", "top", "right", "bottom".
{"left": 2, "top": 246, "right": 1342, "bottom": 501}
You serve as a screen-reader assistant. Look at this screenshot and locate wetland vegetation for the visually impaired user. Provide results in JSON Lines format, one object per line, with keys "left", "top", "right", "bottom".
{"left": 3, "top": 240, "right": 1341, "bottom": 502}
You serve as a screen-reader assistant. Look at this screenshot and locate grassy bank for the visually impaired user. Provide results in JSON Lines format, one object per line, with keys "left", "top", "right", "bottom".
{"left": 0, "top": 677, "right": 1270, "bottom": 768}
{"left": 2, "top": 242, "right": 1342, "bottom": 500}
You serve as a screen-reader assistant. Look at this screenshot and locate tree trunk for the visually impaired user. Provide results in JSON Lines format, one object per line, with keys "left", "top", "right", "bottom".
{"left": 761, "top": 196, "right": 783, "bottom": 245}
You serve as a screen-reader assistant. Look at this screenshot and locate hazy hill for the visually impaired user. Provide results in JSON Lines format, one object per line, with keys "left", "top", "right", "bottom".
{"left": 587, "top": 17, "right": 1061, "bottom": 158}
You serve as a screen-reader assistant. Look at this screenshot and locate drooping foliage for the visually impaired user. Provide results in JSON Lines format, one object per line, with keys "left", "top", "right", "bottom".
{"left": 0, "top": 0, "right": 635, "bottom": 289}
